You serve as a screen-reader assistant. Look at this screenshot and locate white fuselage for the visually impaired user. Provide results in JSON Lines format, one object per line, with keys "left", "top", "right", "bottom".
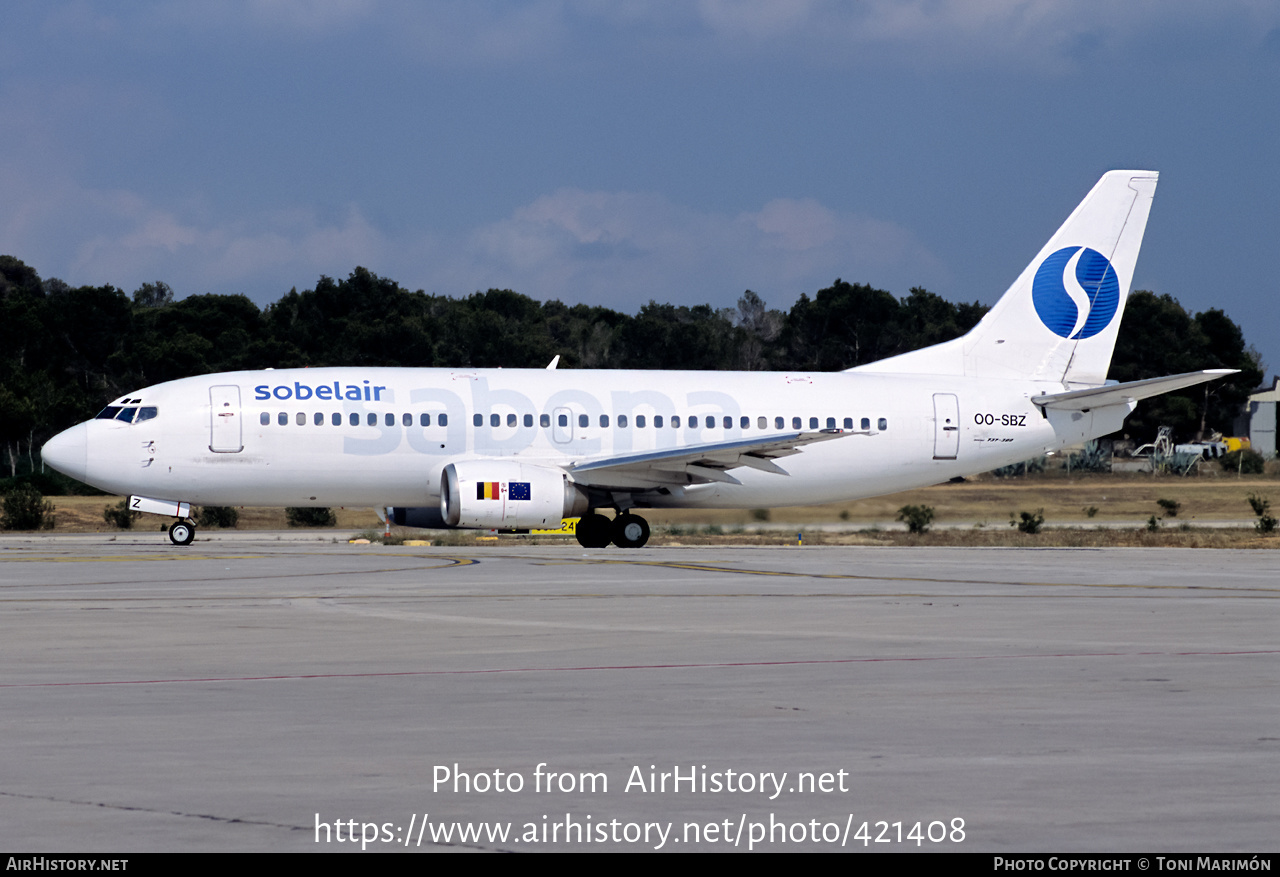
{"left": 56, "top": 366, "right": 1128, "bottom": 511}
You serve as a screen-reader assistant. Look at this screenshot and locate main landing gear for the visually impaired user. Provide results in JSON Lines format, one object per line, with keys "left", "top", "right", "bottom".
{"left": 575, "top": 511, "right": 650, "bottom": 549}
{"left": 168, "top": 520, "right": 196, "bottom": 546}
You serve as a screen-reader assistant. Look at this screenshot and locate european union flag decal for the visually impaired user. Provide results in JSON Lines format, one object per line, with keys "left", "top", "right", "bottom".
{"left": 509, "top": 482, "right": 531, "bottom": 501}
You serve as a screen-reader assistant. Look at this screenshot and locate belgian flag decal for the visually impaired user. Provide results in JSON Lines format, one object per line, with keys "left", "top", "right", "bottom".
{"left": 476, "top": 481, "right": 532, "bottom": 500}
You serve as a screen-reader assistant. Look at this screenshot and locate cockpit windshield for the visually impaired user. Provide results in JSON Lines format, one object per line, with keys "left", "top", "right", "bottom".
{"left": 95, "top": 405, "right": 158, "bottom": 424}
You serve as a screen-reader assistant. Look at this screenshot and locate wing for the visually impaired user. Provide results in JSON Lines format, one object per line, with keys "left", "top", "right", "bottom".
{"left": 567, "top": 429, "right": 864, "bottom": 489}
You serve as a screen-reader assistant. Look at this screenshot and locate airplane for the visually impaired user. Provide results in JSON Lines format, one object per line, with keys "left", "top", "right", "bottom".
{"left": 41, "top": 170, "right": 1235, "bottom": 548}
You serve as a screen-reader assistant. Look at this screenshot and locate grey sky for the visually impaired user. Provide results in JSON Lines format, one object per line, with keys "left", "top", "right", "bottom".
{"left": 3, "top": 1, "right": 1277, "bottom": 376}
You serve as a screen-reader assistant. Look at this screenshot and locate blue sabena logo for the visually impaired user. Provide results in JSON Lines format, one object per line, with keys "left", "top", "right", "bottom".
{"left": 1031, "top": 246, "right": 1120, "bottom": 340}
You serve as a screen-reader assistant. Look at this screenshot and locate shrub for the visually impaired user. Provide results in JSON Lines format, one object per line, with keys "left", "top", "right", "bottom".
{"left": 3, "top": 484, "right": 55, "bottom": 530}
{"left": 1222, "top": 449, "right": 1265, "bottom": 475}
{"left": 1069, "top": 440, "right": 1111, "bottom": 473}
{"left": 1146, "top": 515, "right": 1161, "bottom": 532}
{"left": 1247, "top": 494, "right": 1277, "bottom": 535}
{"left": 195, "top": 506, "right": 239, "bottom": 528}
{"left": 991, "top": 457, "right": 1047, "bottom": 478}
{"left": 1010, "top": 509, "right": 1045, "bottom": 534}
{"left": 1153, "top": 450, "right": 1201, "bottom": 476}
{"left": 103, "top": 498, "right": 141, "bottom": 529}
{"left": 1156, "top": 498, "right": 1181, "bottom": 517}
{"left": 897, "top": 504, "right": 935, "bottom": 534}
{"left": 286, "top": 506, "right": 337, "bottom": 527}
{"left": 1084, "top": 506, "right": 1099, "bottom": 518}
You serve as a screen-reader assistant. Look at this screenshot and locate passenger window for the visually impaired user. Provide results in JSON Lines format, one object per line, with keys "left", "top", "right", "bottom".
{"left": 809, "top": 417, "right": 818, "bottom": 429}
{"left": 671, "top": 415, "right": 680, "bottom": 428}
{"left": 826, "top": 417, "right": 836, "bottom": 429}
{"left": 792, "top": 417, "right": 801, "bottom": 429}
{"left": 600, "top": 414, "right": 609, "bottom": 428}
{"left": 775, "top": 416, "right": 784, "bottom": 429}
{"left": 844, "top": 417, "right": 853, "bottom": 429}
{"left": 473, "top": 413, "right": 483, "bottom": 427}
{"left": 491, "top": 413, "right": 500, "bottom": 427}
{"left": 350, "top": 413, "right": 360, "bottom": 427}
{"left": 507, "top": 413, "right": 517, "bottom": 428}
{"left": 368, "top": 413, "right": 377, "bottom": 427}
{"left": 296, "top": 413, "right": 306, "bottom": 426}
{"left": 403, "top": 413, "right": 412, "bottom": 427}
{"left": 523, "top": 414, "right": 533, "bottom": 428}
{"left": 541, "top": 413, "right": 551, "bottom": 428}
{"left": 879, "top": 418, "right": 888, "bottom": 430}
{"left": 861, "top": 417, "right": 870, "bottom": 430}
{"left": 385, "top": 413, "right": 395, "bottom": 427}
{"left": 279, "top": 412, "right": 288, "bottom": 426}
{"left": 135, "top": 407, "right": 158, "bottom": 423}
{"left": 741, "top": 416, "right": 749, "bottom": 429}
{"left": 559, "top": 413, "right": 568, "bottom": 427}
{"left": 705, "top": 416, "right": 715, "bottom": 428}
{"left": 654, "top": 415, "right": 663, "bottom": 428}
{"left": 439, "top": 414, "right": 448, "bottom": 427}
{"left": 722, "top": 416, "right": 730, "bottom": 429}
{"left": 420, "top": 413, "right": 430, "bottom": 427}
{"left": 619, "top": 414, "right": 629, "bottom": 427}
{"left": 758, "top": 416, "right": 767, "bottom": 429}
{"left": 315, "top": 412, "right": 325, "bottom": 426}
{"left": 260, "top": 412, "right": 270, "bottom": 426}
{"left": 332, "top": 412, "right": 342, "bottom": 426}
{"left": 578, "top": 414, "right": 588, "bottom": 428}
{"left": 636, "top": 415, "right": 646, "bottom": 428}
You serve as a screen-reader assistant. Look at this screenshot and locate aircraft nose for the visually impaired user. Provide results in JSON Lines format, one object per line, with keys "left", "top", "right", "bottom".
{"left": 42, "top": 422, "right": 90, "bottom": 482}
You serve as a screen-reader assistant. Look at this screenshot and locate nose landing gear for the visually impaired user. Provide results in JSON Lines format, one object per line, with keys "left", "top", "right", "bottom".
{"left": 168, "top": 520, "right": 196, "bottom": 546}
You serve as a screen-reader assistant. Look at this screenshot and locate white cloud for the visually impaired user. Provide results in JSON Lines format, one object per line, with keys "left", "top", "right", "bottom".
{"left": 140, "top": 0, "right": 568, "bottom": 63}
{"left": 1, "top": 92, "right": 950, "bottom": 307}
{"left": 687, "top": 0, "right": 1280, "bottom": 70}
{"left": 409, "top": 188, "right": 947, "bottom": 309}
{"left": 32, "top": 0, "right": 1279, "bottom": 71}
{"left": 0, "top": 143, "right": 390, "bottom": 297}
{"left": 66, "top": 199, "right": 390, "bottom": 295}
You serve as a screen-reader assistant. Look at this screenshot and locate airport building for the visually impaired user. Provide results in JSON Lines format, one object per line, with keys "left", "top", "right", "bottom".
{"left": 1236, "top": 376, "right": 1279, "bottom": 459}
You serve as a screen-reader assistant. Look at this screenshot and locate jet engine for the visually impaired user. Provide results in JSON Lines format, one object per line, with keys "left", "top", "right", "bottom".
{"left": 439, "top": 460, "right": 588, "bottom": 529}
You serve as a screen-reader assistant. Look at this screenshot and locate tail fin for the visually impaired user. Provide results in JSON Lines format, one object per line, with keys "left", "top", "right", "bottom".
{"left": 854, "top": 170, "right": 1158, "bottom": 386}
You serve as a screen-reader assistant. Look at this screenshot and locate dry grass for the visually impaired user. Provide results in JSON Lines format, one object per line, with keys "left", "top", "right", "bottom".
{"left": 24, "top": 472, "right": 1280, "bottom": 549}
{"left": 38, "top": 497, "right": 380, "bottom": 534}
{"left": 638, "top": 472, "right": 1280, "bottom": 529}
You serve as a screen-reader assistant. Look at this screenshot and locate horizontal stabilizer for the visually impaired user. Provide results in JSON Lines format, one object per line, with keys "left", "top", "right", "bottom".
{"left": 1031, "top": 370, "right": 1238, "bottom": 411}
{"left": 569, "top": 429, "right": 861, "bottom": 488}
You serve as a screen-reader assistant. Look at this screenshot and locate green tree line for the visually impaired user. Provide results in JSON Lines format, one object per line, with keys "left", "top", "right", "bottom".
{"left": 0, "top": 255, "right": 1262, "bottom": 483}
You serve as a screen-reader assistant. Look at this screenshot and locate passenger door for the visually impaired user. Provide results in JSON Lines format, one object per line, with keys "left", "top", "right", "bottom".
{"left": 933, "top": 393, "right": 959, "bottom": 460}
{"left": 209, "top": 385, "right": 243, "bottom": 453}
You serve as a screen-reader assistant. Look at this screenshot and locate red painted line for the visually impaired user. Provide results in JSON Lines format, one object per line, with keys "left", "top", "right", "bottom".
{"left": 2, "top": 650, "right": 1276, "bottom": 688}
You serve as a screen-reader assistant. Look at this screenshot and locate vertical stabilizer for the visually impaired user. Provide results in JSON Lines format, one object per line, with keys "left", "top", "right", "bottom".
{"left": 853, "top": 170, "right": 1158, "bottom": 386}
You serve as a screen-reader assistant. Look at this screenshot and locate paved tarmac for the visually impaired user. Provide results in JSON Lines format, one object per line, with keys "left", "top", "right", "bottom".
{"left": 0, "top": 535, "right": 1276, "bottom": 852}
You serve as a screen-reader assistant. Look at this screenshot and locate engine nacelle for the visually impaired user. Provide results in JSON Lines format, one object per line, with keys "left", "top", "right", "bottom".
{"left": 440, "top": 460, "right": 587, "bottom": 529}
